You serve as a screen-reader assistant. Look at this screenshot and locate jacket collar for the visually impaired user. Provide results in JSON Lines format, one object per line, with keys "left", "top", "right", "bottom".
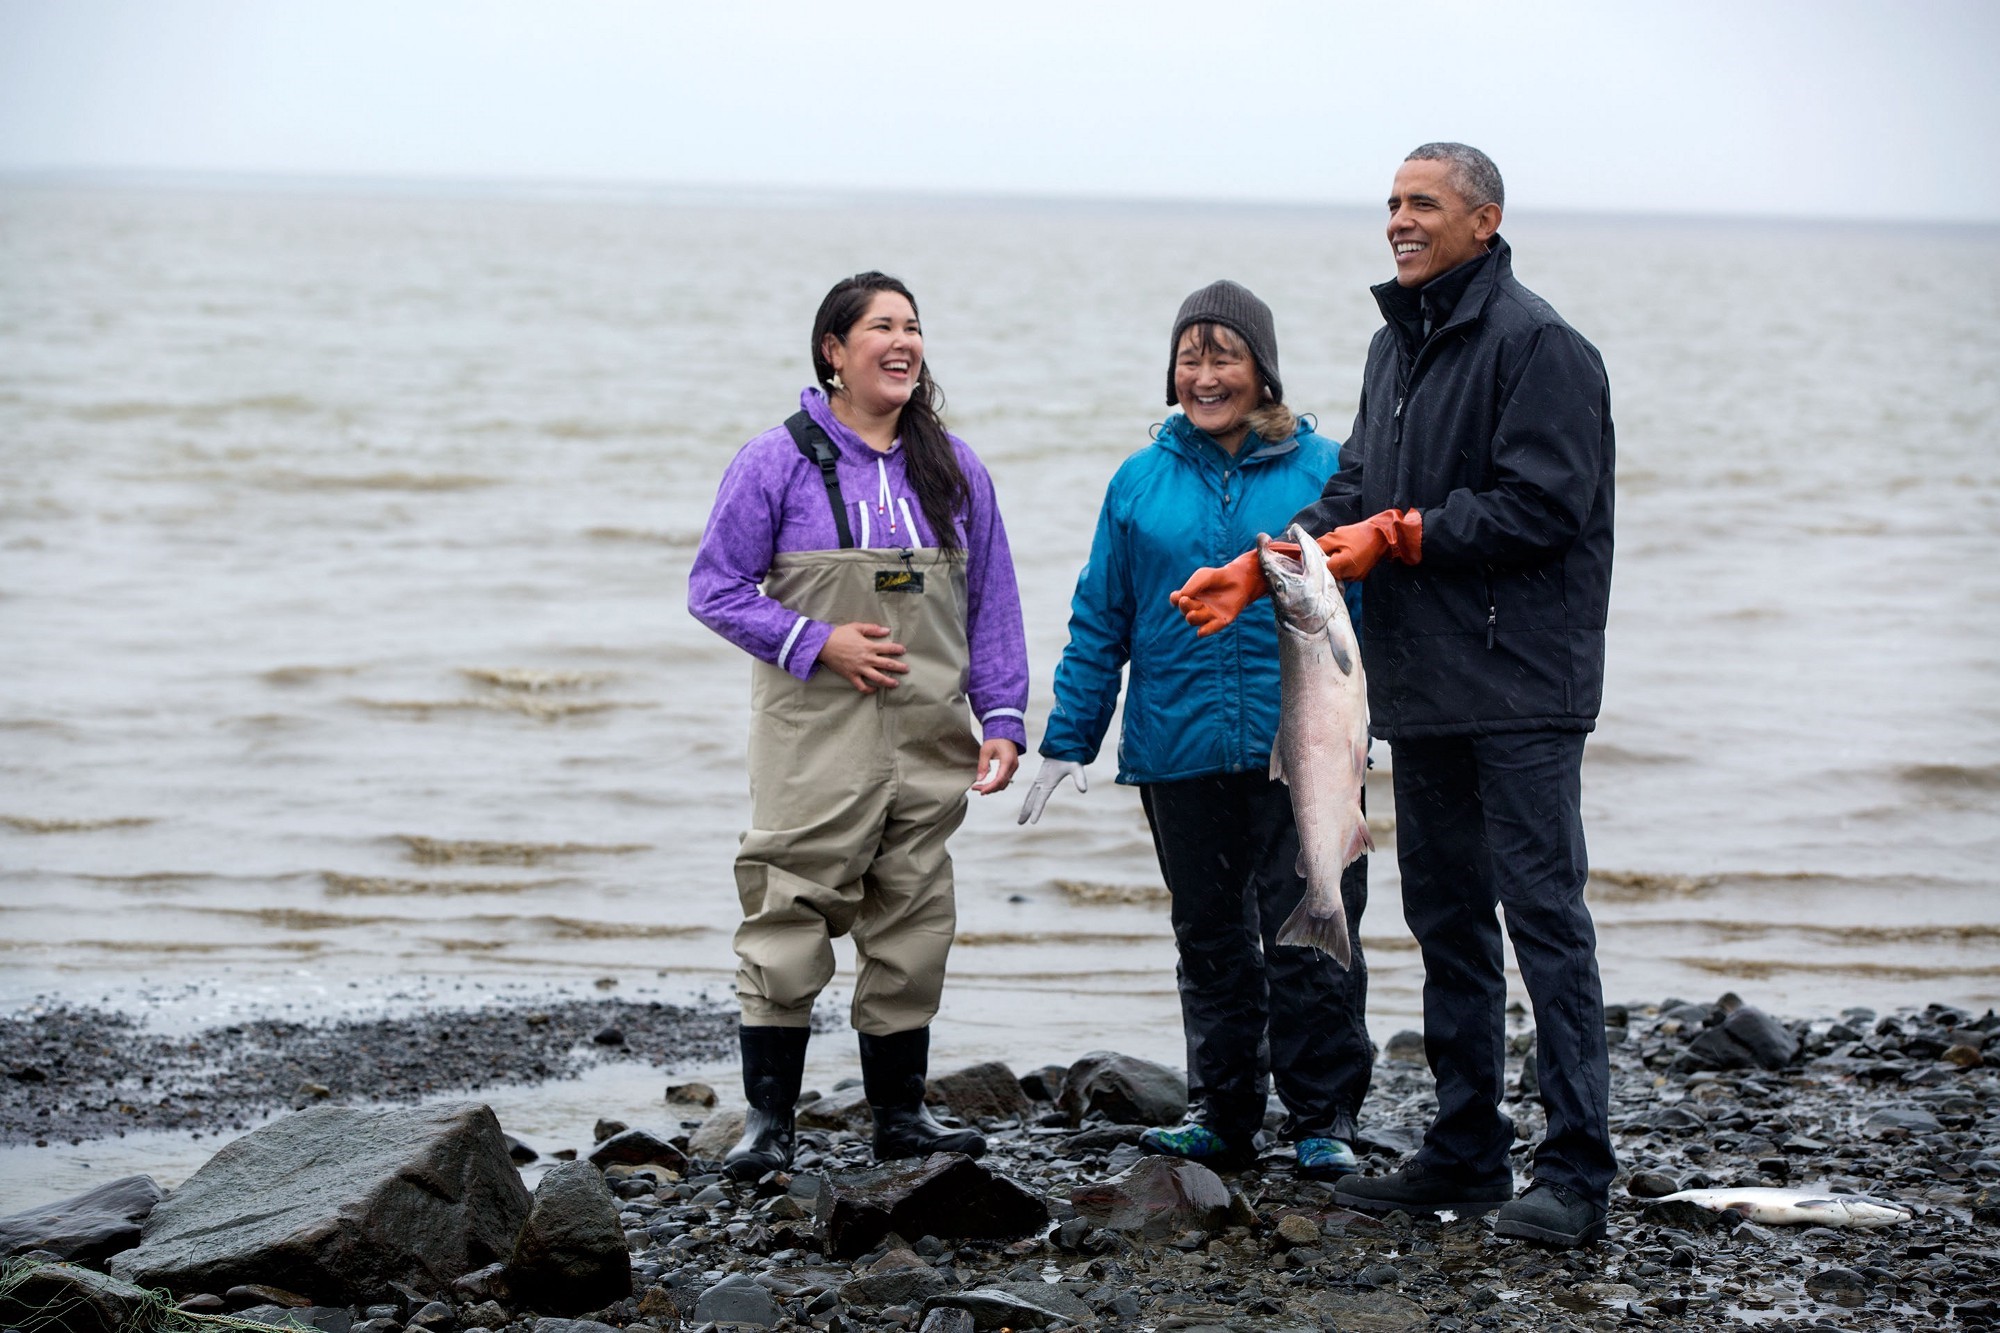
{"left": 1371, "top": 234, "right": 1512, "bottom": 346}
{"left": 1154, "top": 411, "right": 1300, "bottom": 470}
{"left": 801, "top": 386, "right": 901, "bottom": 460}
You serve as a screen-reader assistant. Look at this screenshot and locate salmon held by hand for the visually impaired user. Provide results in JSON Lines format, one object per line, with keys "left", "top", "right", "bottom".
{"left": 1259, "top": 523, "right": 1372, "bottom": 968}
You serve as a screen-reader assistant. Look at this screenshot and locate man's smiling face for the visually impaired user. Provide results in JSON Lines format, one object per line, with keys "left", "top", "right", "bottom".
{"left": 1386, "top": 158, "right": 1501, "bottom": 288}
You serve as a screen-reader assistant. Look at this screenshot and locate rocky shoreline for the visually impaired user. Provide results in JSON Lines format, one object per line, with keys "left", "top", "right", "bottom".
{"left": 4, "top": 993, "right": 1998, "bottom": 1332}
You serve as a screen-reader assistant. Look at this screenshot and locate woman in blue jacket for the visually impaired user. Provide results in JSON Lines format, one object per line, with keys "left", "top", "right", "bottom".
{"left": 1019, "top": 280, "right": 1371, "bottom": 1175}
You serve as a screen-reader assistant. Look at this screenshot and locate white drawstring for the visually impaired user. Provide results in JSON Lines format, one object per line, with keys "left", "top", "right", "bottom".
{"left": 858, "top": 502, "right": 871, "bottom": 548}
{"left": 876, "top": 459, "right": 895, "bottom": 535}
{"left": 899, "top": 498, "right": 922, "bottom": 548}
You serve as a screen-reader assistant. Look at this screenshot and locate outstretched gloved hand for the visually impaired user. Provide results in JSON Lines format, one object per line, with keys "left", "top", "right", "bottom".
{"left": 1017, "top": 758, "right": 1087, "bottom": 825}
{"left": 1170, "top": 510, "right": 1422, "bottom": 637}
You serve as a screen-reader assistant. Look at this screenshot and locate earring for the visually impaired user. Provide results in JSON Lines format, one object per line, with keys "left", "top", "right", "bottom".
{"left": 827, "top": 373, "right": 845, "bottom": 391}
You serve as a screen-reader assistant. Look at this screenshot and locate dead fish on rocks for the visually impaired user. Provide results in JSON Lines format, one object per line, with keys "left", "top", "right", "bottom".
{"left": 1651, "top": 1187, "right": 1912, "bottom": 1228}
{"left": 1257, "top": 524, "right": 1372, "bottom": 969}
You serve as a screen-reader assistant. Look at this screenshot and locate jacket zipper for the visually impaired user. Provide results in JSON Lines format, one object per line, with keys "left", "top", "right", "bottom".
{"left": 1482, "top": 567, "right": 1497, "bottom": 649}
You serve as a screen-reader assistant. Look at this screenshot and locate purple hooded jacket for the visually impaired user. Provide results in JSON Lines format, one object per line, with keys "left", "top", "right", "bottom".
{"left": 688, "top": 388, "right": 1029, "bottom": 748}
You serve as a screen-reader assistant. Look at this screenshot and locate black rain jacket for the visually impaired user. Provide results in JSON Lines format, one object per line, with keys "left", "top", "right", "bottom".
{"left": 1293, "top": 237, "right": 1615, "bottom": 739}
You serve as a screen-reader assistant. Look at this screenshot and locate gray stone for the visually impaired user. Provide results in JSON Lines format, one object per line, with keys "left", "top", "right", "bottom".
{"left": 109, "top": 1102, "right": 530, "bottom": 1304}
{"left": 532, "top": 1321, "right": 622, "bottom": 1333}
{"left": 1069, "top": 1155, "right": 1230, "bottom": 1239}
{"left": 687, "top": 1108, "right": 746, "bottom": 1161}
{"left": 919, "top": 1309, "right": 978, "bottom": 1333}
{"left": 1056, "top": 1051, "right": 1187, "bottom": 1127}
{"left": 1864, "top": 1106, "right": 1944, "bottom": 1136}
{"left": 508, "top": 1159, "right": 632, "bottom": 1315}
{"left": 1679, "top": 1006, "right": 1800, "bottom": 1072}
{"left": 816, "top": 1153, "right": 1050, "bottom": 1259}
{"left": 693, "top": 1271, "right": 780, "bottom": 1326}
{"left": 841, "top": 1265, "right": 949, "bottom": 1307}
{"left": 0, "top": 1174, "right": 163, "bottom": 1263}
{"left": 586, "top": 1127, "right": 687, "bottom": 1171}
{"left": 926, "top": 1061, "right": 1031, "bottom": 1123}
{"left": 797, "top": 1085, "right": 875, "bottom": 1132}
{"left": 1806, "top": 1267, "right": 1869, "bottom": 1307}
{"left": 239, "top": 1307, "right": 353, "bottom": 1331}
{"left": 924, "top": 1281, "right": 1093, "bottom": 1329}
{"left": 0, "top": 1261, "right": 160, "bottom": 1333}
{"left": 1626, "top": 1171, "right": 1681, "bottom": 1198}
{"left": 1383, "top": 1030, "right": 1426, "bottom": 1064}
{"left": 1297, "top": 1288, "right": 1429, "bottom": 1330}
{"left": 666, "top": 1081, "right": 719, "bottom": 1107}
{"left": 1060, "top": 1124, "right": 1146, "bottom": 1153}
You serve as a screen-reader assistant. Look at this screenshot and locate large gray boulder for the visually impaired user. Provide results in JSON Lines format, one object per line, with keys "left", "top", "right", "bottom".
{"left": 0, "top": 1174, "right": 163, "bottom": 1262}
{"left": 110, "top": 1102, "right": 531, "bottom": 1303}
{"left": 926, "top": 1062, "right": 1030, "bottom": 1123}
{"left": 1056, "top": 1052, "right": 1187, "bottom": 1127}
{"left": 815, "top": 1153, "right": 1050, "bottom": 1259}
{"left": 507, "top": 1160, "right": 631, "bottom": 1314}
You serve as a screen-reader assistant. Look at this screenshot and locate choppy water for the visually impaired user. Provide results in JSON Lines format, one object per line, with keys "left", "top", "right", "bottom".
{"left": 3, "top": 179, "right": 1998, "bottom": 1199}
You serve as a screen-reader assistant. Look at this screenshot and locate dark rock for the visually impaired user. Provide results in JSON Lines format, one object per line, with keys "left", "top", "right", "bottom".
{"left": 451, "top": 1260, "right": 512, "bottom": 1304}
{"left": 0, "top": 1174, "right": 162, "bottom": 1263}
{"left": 507, "top": 1159, "right": 631, "bottom": 1314}
{"left": 924, "top": 1281, "right": 1092, "bottom": 1329}
{"left": 1864, "top": 1106, "right": 1944, "bottom": 1136}
{"left": 1516, "top": 1043, "right": 1539, "bottom": 1100}
{"left": 1359, "top": 1262, "right": 1402, "bottom": 1287}
{"left": 1626, "top": 1171, "right": 1680, "bottom": 1198}
{"left": 1679, "top": 1006, "right": 1800, "bottom": 1071}
{"left": 239, "top": 1306, "right": 353, "bottom": 1331}
{"left": 842, "top": 1265, "right": 950, "bottom": 1307}
{"left": 1061, "top": 1124, "right": 1146, "bottom": 1153}
{"left": 109, "top": 1102, "right": 530, "bottom": 1304}
{"left": 408, "top": 1301, "right": 454, "bottom": 1330}
{"left": 1056, "top": 1052, "right": 1187, "bottom": 1127}
{"left": 592, "top": 1119, "right": 628, "bottom": 1142}
{"left": 1070, "top": 1156, "right": 1229, "bottom": 1239}
{"left": 1640, "top": 1198, "right": 1726, "bottom": 1231}
{"left": 1355, "top": 1124, "right": 1425, "bottom": 1156}
{"left": 1019, "top": 1065, "right": 1069, "bottom": 1102}
{"left": 693, "top": 1272, "right": 780, "bottom": 1326}
{"left": 530, "top": 1320, "right": 621, "bottom": 1333}
{"left": 0, "top": 1261, "right": 160, "bottom": 1333}
{"left": 585, "top": 1126, "right": 687, "bottom": 1171}
{"left": 1383, "top": 1031, "right": 1426, "bottom": 1065}
{"left": 919, "top": 1308, "right": 978, "bottom": 1333}
{"left": 927, "top": 1061, "right": 1031, "bottom": 1123}
{"left": 816, "top": 1153, "right": 1050, "bottom": 1259}
{"left": 462, "top": 1299, "right": 510, "bottom": 1329}
{"left": 1297, "top": 1289, "right": 1428, "bottom": 1329}
{"left": 1806, "top": 1267, "right": 1869, "bottom": 1307}
{"left": 797, "top": 1086, "right": 875, "bottom": 1132}
{"left": 506, "top": 1136, "right": 540, "bottom": 1165}
{"left": 665, "top": 1081, "right": 718, "bottom": 1107}
{"left": 590, "top": 1027, "right": 624, "bottom": 1046}
{"left": 1973, "top": 1185, "right": 2000, "bottom": 1224}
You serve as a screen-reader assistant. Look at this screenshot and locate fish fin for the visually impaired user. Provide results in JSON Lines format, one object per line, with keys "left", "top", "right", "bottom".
{"left": 1275, "top": 891, "right": 1352, "bottom": 971}
{"left": 1345, "top": 817, "right": 1374, "bottom": 865}
{"left": 1326, "top": 631, "right": 1353, "bottom": 675}
{"left": 1270, "top": 745, "right": 1285, "bottom": 784}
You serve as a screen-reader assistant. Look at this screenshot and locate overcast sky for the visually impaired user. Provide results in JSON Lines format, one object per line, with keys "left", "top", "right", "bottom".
{"left": 2, "top": 0, "right": 1995, "bottom": 222}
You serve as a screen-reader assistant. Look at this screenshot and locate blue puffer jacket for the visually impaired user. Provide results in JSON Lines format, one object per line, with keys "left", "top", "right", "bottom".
{"left": 1040, "top": 412, "right": 1360, "bottom": 785}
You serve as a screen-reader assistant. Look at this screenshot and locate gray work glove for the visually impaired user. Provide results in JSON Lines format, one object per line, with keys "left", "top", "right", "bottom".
{"left": 1017, "top": 758, "right": 1087, "bottom": 825}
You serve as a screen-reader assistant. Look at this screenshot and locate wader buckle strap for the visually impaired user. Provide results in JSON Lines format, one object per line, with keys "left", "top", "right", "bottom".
{"left": 784, "top": 410, "right": 855, "bottom": 550}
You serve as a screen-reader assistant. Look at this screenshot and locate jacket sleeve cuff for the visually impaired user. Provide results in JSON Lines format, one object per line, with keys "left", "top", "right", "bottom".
{"left": 979, "top": 708, "right": 1028, "bottom": 748}
{"left": 786, "top": 619, "right": 834, "bottom": 681}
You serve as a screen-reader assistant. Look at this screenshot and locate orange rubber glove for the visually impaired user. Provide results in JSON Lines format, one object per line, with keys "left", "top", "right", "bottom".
{"left": 1170, "top": 510, "right": 1422, "bottom": 638}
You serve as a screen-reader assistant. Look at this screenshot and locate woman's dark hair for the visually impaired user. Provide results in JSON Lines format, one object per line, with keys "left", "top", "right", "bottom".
{"left": 810, "top": 271, "right": 969, "bottom": 555}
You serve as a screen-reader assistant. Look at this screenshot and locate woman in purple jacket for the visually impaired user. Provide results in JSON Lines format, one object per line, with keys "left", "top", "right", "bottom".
{"left": 688, "top": 272, "right": 1029, "bottom": 1180}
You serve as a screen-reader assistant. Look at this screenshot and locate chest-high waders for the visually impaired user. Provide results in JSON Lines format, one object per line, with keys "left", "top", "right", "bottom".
{"left": 722, "top": 410, "right": 986, "bottom": 1181}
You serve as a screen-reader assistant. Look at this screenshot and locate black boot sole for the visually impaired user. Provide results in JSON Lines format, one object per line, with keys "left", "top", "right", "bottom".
{"left": 1493, "top": 1213, "right": 1607, "bottom": 1246}
{"left": 1334, "top": 1186, "right": 1511, "bottom": 1215}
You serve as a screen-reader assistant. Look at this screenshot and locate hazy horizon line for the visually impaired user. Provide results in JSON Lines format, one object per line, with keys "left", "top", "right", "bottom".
{"left": 2, "top": 164, "right": 1993, "bottom": 234}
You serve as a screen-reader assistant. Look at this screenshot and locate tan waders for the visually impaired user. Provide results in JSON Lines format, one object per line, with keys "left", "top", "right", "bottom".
{"left": 733, "top": 545, "right": 980, "bottom": 1036}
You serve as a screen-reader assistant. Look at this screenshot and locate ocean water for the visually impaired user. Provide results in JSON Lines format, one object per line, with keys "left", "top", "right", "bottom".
{"left": 2, "top": 179, "right": 1998, "bottom": 1200}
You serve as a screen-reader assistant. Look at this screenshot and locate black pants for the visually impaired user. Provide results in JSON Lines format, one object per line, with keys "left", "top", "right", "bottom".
{"left": 1391, "top": 730, "right": 1616, "bottom": 1201}
{"left": 1139, "top": 771, "right": 1372, "bottom": 1143}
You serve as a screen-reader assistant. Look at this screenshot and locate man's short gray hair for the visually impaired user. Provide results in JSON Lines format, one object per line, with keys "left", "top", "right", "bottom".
{"left": 1405, "top": 142, "right": 1504, "bottom": 211}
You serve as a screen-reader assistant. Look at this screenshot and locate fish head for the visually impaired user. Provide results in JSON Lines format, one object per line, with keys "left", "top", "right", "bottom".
{"left": 1258, "top": 523, "right": 1338, "bottom": 634}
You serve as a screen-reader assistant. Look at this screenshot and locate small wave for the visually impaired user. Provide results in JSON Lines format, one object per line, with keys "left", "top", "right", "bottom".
{"left": 75, "top": 939, "right": 327, "bottom": 956}
{"left": 1053, "top": 879, "right": 1169, "bottom": 905}
{"left": 955, "top": 930, "right": 1168, "bottom": 947}
{"left": 262, "top": 664, "right": 361, "bottom": 687}
{"left": 459, "top": 667, "right": 615, "bottom": 693}
{"left": 1, "top": 815, "right": 154, "bottom": 834}
{"left": 322, "top": 872, "right": 573, "bottom": 897}
{"left": 397, "top": 835, "right": 651, "bottom": 866}
{"left": 1896, "top": 762, "right": 2000, "bottom": 792}
{"left": 349, "top": 696, "right": 631, "bottom": 720}
{"left": 517, "top": 916, "right": 708, "bottom": 941}
{"left": 1589, "top": 869, "right": 1719, "bottom": 900}
{"left": 1584, "top": 743, "right": 1690, "bottom": 767}
{"left": 1675, "top": 956, "right": 2000, "bottom": 982}
{"left": 258, "top": 471, "right": 500, "bottom": 493}
{"left": 189, "top": 906, "right": 402, "bottom": 931}
{"left": 585, "top": 526, "right": 703, "bottom": 547}
{"left": 1621, "top": 918, "right": 2000, "bottom": 946}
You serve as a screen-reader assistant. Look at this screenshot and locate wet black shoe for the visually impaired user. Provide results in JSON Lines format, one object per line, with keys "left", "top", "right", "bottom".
{"left": 1334, "top": 1160, "right": 1513, "bottom": 1215}
{"left": 722, "top": 1025, "right": 808, "bottom": 1182}
{"left": 858, "top": 1026, "right": 987, "bottom": 1163}
{"left": 1494, "top": 1182, "right": 1607, "bottom": 1247}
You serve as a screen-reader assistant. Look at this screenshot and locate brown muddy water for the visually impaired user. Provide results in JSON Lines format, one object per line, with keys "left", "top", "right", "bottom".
{"left": 2, "top": 179, "right": 1998, "bottom": 1203}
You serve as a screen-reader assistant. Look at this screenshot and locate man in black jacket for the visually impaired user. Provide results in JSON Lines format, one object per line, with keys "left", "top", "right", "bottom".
{"left": 1171, "top": 142, "right": 1616, "bottom": 1247}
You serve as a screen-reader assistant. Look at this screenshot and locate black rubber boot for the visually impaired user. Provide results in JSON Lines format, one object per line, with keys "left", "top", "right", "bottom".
{"left": 722, "top": 1025, "right": 809, "bottom": 1182}
{"left": 858, "top": 1026, "right": 986, "bottom": 1162}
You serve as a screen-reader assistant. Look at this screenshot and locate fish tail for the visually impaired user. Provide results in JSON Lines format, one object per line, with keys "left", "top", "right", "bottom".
{"left": 1277, "top": 892, "right": 1352, "bottom": 970}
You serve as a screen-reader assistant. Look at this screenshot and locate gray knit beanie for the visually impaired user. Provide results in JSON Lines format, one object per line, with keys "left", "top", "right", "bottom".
{"left": 1166, "top": 279, "right": 1282, "bottom": 407}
